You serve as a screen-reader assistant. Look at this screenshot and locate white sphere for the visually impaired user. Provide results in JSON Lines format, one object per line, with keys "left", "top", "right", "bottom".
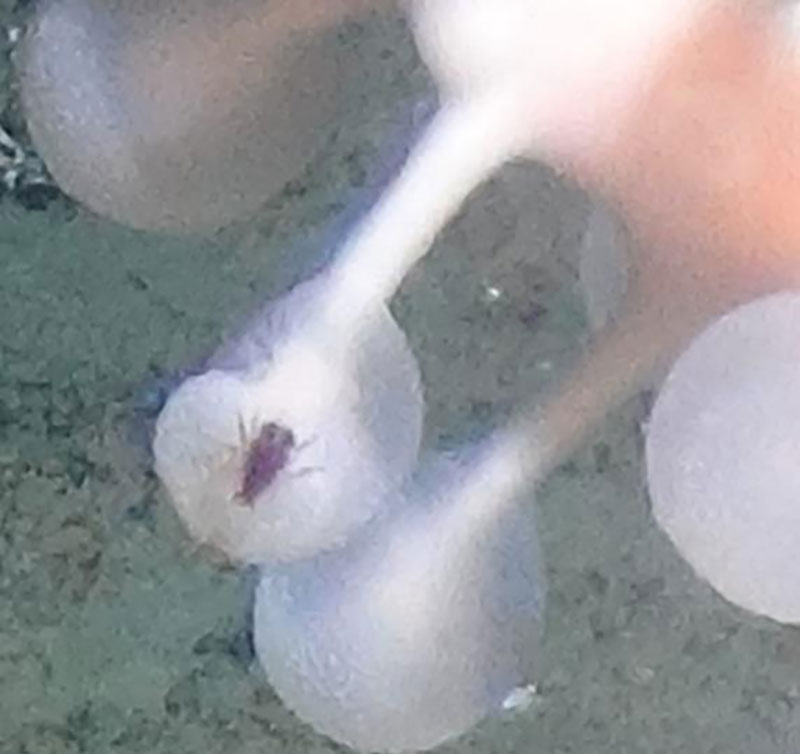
{"left": 154, "top": 281, "right": 423, "bottom": 564}
{"left": 20, "top": 0, "right": 371, "bottom": 232}
{"left": 646, "top": 291, "right": 800, "bottom": 623}
{"left": 254, "top": 454, "right": 544, "bottom": 752}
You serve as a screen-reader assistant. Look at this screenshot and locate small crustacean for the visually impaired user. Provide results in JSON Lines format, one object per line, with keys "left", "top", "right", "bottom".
{"left": 235, "top": 419, "right": 297, "bottom": 506}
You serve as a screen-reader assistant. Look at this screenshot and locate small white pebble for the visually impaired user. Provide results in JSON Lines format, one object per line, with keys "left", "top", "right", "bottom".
{"left": 630, "top": 665, "right": 655, "bottom": 684}
{"left": 501, "top": 683, "right": 538, "bottom": 711}
{"left": 483, "top": 284, "right": 502, "bottom": 302}
{"left": 7, "top": 26, "right": 20, "bottom": 44}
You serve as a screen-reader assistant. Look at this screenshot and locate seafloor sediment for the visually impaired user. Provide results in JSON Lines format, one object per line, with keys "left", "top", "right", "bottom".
{"left": 2, "top": 4, "right": 800, "bottom": 754}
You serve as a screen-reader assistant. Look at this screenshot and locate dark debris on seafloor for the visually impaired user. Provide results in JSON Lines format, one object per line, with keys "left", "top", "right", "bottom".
{"left": 0, "top": 0, "right": 68, "bottom": 213}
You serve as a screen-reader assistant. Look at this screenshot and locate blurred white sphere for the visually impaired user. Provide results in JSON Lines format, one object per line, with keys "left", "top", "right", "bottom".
{"left": 646, "top": 291, "right": 800, "bottom": 623}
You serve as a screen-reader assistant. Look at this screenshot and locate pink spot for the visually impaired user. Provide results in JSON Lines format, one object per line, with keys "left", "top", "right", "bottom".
{"left": 237, "top": 422, "right": 295, "bottom": 505}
